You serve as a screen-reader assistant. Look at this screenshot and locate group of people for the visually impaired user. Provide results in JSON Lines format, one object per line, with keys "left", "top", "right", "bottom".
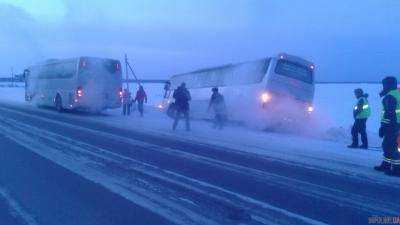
{"left": 122, "top": 78, "right": 400, "bottom": 176}
{"left": 169, "top": 82, "right": 227, "bottom": 131}
{"left": 121, "top": 82, "right": 226, "bottom": 132}
{"left": 121, "top": 85, "right": 147, "bottom": 117}
{"left": 349, "top": 76, "right": 400, "bottom": 176}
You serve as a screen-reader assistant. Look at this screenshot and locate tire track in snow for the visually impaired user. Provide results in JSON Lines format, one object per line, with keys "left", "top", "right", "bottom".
{"left": 1, "top": 107, "right": 398, "bottom": 217}
{"left": 0, "top": 121, "right": 218, "bottom": 225}
{"left": 0, "top": 111, "right": 328, "bottom": 225}
{"left": 1, "top": 103, "right": 398, "bottom": 190}
{"left": 0, "top": 186, "right": 38, "bottom": 225}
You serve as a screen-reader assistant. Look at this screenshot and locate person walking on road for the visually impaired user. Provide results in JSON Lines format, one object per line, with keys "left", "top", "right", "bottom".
{"left": 348, "top": 88, "right": 371, "bottom": 149}
{"left": 122, "top": 88, "right": 131, "bottom": 116}
{"left": 172, "top": 82, "right": 191, "bottom": 131}
{"left": 134, "top": 85, "right": 147, "bottom": 117}
{"left": 375, "top": 76, "right": 400, "bottom": 176}
{"left": 208, "top": 87, "right": 227, "bottom": 129}
{"left": 163, "top": 81, "right": 171, "bottom": 99}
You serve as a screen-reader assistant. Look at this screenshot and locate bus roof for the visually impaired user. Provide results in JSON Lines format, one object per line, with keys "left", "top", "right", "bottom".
{"left": 171, "top": 57, "right": 270, "bottom": 79}
{"left": 29, "top": 56, "right": 119, "bottom": 68}
{"left": 170, "top": 54, "right": 313, "bottom": 80}
{"left": 170, "top": 58, "right": 270, "bottom": 88}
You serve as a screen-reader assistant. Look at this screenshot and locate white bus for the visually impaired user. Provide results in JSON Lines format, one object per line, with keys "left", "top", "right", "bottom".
{"left": 25, "top": 57, "right": 123, "bottom": 112}
{"left": 169, "top": 53, "right": 315, "bottom": 127}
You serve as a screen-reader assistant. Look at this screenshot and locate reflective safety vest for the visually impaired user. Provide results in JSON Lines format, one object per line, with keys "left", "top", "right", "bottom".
{"left": 354, "top": 97, "right": 371, "bottom": 119}
{"left": 381, "top": 89, "right": 400, "bottom": 124}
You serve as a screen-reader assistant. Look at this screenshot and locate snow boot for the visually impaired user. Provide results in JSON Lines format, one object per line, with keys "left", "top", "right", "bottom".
{"left": 359, "top": 145, "right": 368, "bottom": 149}
{"left": 385, "top": 164, "right": 400, "bottom": 177}
{"left": 347, "top": 144, "right": 358, "bottom": 149}
{"left": 374, "top": 161, "right": 390, "bottom": 172}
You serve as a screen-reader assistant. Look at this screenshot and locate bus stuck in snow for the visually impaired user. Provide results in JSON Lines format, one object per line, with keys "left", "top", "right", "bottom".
{"left": 25, "top": 57, "right": 123, "bottom": 113}
{"left": 168, "top": 53, "right": 316, "bottom": 127}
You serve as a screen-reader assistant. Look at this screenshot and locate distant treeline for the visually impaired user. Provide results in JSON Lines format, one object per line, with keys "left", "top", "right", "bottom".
{"left": 316, "top": 81, "right": 381, "bottom": 84}
{"left": 0, "top": 77, "right": 169, "bottom": 83}
{"left": 0, "top": 77, "right": 381, "bottom": 84}
{"left": 0, "top": 76, "right": 24, "bottom": 82}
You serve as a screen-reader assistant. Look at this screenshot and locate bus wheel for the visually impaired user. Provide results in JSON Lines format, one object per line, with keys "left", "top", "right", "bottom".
{"left": 55, "top": 95, "right": 63, "bottom": 113}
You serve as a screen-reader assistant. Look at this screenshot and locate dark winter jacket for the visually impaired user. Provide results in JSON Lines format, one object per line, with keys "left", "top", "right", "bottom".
{"left": 208, "top": 92, "right": 226, "bottom": 114}
{"left": 379, "top": 76, "right": 399, "bottom": 137}
{"left": 135, "top": 89, "right": 147, "bottom": 103}
{"left": 380, "top": 94, "right": 398, "bottom": 137}
{"left": 173, "top": 87, "right": 191, "bottom": 110}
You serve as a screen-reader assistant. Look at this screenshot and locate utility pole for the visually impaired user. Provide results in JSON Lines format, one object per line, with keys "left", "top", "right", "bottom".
{"left": 124, "top": 54, "right": 130, "bottom": 91}
{"left": 124, "top": 54, "right": 141, "bottom": 87}
{"left": 11, "top": 67, "right": 14, "bottom": 87}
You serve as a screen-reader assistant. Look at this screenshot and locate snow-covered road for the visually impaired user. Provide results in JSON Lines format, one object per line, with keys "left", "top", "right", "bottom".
{"left": 0, "top": 100, "right": 399, "bottom": 225}
{"left": 0, "top": 127, "right": 170, "bottom": 225}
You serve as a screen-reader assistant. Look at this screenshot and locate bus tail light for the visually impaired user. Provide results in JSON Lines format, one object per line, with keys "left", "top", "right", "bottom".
{"left": 116, "top": 63, "right": 121, "bottom": 71}
{"left": 118, "top": 88, "right": 123, "bottom": 98}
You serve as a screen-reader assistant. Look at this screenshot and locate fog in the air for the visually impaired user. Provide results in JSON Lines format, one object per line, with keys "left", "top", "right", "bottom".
{"left": 0, "top": 0, "right": 399, "bottom": 81}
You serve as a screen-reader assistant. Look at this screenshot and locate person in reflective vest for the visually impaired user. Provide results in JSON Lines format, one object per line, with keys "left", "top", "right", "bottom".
{"left": 348, "top": 88, "right": 371, "bottom": 149}
{"left": 375, "top": 76, "right": 400, "bottom": 176}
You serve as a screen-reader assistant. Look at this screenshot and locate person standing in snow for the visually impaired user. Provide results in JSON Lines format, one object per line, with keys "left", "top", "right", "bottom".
{"left": 172, "top": 82, "right": 191, "bottom": 131}
{"left": 375, "top": 76, "right": 400, "bottom": 176}
{"left": 208, "top": 87, "right": 227, "bottom": 129}
{"left": 163, "top": 81, "right": 171, "bottom": 99}
{"left": 122, "top": 88, "right": 131, "bottom": 116}
{"left": 134, "top": 85, "right": 147, "bottom": 117}
{"left": 348, "top": 88, "right": 371, "bottom": 149}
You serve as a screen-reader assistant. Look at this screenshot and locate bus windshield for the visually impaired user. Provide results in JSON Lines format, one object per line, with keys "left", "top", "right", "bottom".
{"left": 275, "top": 59, "right": 313, "bottom": 83}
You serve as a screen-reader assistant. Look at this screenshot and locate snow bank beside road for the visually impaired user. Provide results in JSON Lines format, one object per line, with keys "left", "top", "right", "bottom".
{"left": 0, "top": 86, "right": 25, "bottom": 104}
{"left": 0, "top": 83, "right": 394, "bottom": 184}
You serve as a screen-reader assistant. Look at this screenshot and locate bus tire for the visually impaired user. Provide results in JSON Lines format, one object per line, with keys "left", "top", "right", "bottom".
{"left": 55, "top": 94, "right": 63, "bottom": 113}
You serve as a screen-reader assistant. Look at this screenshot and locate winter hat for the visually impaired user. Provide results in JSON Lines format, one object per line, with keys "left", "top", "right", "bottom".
{"left": 354, "top": 88, "right": 363, "bottom": 96}
{"left": 383, "top": 76, "right": 397, "bottom": 89}
{"left": 380, "top": 76, "right": 397, "bottom": 97}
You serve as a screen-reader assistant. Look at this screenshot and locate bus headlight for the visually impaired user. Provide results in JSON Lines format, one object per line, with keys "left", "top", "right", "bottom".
{"left": 261, "top": 92, "right": 271, "bottom": 103}
{"left": 307, "top": 106, "right": 314, "bottom": 113}
{"left": 76, "top": 87, "right": 83, "bottom": 97}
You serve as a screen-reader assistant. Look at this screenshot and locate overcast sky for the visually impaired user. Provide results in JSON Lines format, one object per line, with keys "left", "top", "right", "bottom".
{"left": 0, "top": 0, "right": 399, "bottom": 81}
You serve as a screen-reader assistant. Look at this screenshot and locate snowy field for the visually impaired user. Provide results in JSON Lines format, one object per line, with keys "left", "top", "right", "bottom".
{"left": 0, "top": 83, "right": 396, "bottom": 185}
